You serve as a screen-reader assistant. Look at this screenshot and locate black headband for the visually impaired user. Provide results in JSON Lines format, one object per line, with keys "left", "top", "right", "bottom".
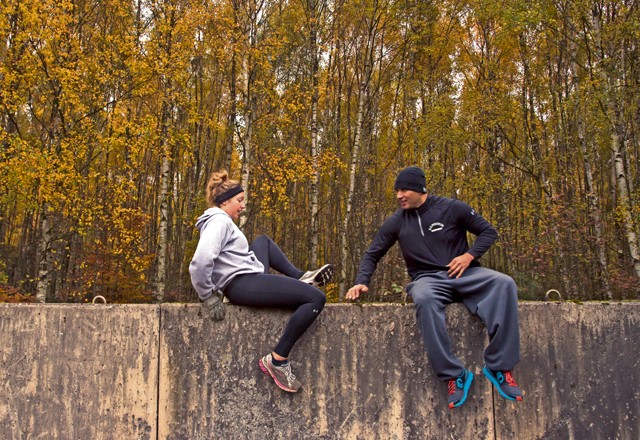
{"left": 215, "top": 186, "right": 244, "bottom": 205}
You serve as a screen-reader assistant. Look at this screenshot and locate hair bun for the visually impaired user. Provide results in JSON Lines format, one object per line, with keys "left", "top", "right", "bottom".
{"left": 206, "top": 170, "right": 240, "bottom": 207}
{"left": 210, "top": 170, "right": 229, "bottom": 185}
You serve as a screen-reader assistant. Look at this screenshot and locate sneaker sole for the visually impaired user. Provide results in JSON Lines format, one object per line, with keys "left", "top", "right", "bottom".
{"left": 449, "top": 371, "right": 474, "bottom": 409}
{"left": 482, "top": 366, "right": 522, "bottom": 401}
{"left": 313, "top": 264, "right": 333, "bottom": 287}
{"left": 258, "top": 358, "right": 299, "bottom": 393}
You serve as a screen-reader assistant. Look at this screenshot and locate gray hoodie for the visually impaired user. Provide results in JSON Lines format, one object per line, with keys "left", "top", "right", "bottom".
{"left": 189, "top": 207, "right": 264, "bottom": 300}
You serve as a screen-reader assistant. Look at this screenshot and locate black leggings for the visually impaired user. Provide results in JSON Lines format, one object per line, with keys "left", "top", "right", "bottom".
{"left": 223, "top": 235, "right": 326, "bottom": 358}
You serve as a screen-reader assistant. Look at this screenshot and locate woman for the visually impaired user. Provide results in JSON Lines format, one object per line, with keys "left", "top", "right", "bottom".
{"left": 189, "top": 170, "right": 333, "bottom": 392}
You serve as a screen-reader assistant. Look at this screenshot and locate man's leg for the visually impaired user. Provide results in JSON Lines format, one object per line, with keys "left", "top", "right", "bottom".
{"left": 453, "top": 267, "right": 520, "bottom": 371}
{"left": 406, "top": 275, "right": 463, "bottom": 379}
{"left": 407, "top": 274, "right": 474, "bottom": 408}
{"left": 453, "top": 267, "right": 523, "bottom": 401}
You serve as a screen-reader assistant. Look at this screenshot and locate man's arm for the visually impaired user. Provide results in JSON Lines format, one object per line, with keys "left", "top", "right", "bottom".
{"left": 456, "top": 201, "right": 498, "bottom": 258}
{"left": 346, "top": 215, "right": 399, "bottom": 299}
{"left": 446, "top": 201, "right": 497, "bottom": 278}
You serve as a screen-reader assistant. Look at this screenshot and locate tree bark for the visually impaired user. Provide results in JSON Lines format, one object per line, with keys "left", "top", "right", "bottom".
{"left": 35, "top": 206, "right": 51, "bottom": 303}
{"left": 308, "top": 0, "right": 320, "bottom": 268}
{"left": 154, "top": 101, "right": 171, "bottom": 303}
{"left": 578, "top": 109, "right": 612, "bottom": 298}
{"left": 339, "top": 81, "right": 366, "bottom": 297}
{"left": 611, "top": 124, "right": 640, "bottom": 283}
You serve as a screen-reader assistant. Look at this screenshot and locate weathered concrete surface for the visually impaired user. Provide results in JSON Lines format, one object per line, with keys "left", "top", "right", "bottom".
{"left": 0, "top": 304, "right": 159, "bottom": 440}
{"left": 1, "top": 302, "right": 638, "bottom": 439}
{"left": 159, "top": 302, "right": 640, "bottom": 440}
{"left": 159, "top": 303, "right": 493, "bottom": 440}
{"left": 501, "top": 303, "right": 640, "bottom": 440}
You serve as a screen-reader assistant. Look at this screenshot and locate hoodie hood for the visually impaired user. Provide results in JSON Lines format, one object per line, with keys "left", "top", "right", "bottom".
{"left": 195, "top": 207, "right": 230, "bottom": 231}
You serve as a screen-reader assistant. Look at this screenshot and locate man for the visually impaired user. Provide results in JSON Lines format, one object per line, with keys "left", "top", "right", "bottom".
{"left": 346, "top": 166, "right": 523, "bottom": 408}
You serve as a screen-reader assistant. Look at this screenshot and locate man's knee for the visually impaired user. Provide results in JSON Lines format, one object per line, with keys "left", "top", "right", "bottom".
{"left": 410, "top": 287, "right": 441, "bottom": 312}
{"left": 480, "top": 272, "right": 519, "bottom": 307}
{"left": 494, "top": 272, "right": 518, "bottom": 294}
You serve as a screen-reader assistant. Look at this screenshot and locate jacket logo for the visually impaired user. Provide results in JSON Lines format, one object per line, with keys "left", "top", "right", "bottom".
{"left": 428, "top": 222, "right": 444, "bottom": 232}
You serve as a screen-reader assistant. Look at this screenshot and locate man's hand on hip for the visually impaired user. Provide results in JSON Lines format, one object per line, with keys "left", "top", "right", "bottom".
{"left": 446, "top": 253, "right": 475, "bottom": 279}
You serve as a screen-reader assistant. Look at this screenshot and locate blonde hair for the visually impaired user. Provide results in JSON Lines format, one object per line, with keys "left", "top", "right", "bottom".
{"left": 206, "top": 170, "right": 241, "bottom": 207}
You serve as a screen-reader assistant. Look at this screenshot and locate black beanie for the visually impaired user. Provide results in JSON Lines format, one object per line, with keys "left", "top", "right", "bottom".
{"left": 394, "top": 166, "right": 427, "bottom": 193}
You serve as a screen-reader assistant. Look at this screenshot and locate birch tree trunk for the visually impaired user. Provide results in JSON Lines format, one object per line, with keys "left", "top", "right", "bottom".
{"left": 35, "top": 206, "right": 51, "bottom": 303}
{"left": 239, "top": 111, "right": 252, "bottom": 230}
{"left": 536, "top": 66, "right": 573, "bottom": 298}
{"left": 155, "top": 101, "right": 171, "bottom": 303}
{"left": 238, "top": 39, "right": 253, "bottom": 230}
{"left": 611, "top": 125, "right": 640, "bottom": 282}
{"left": 224, "top": 0, "right": 240, "bottom": 172}
{"left": 338, "top": 5, "right": 379, "bottom": 297}
{"left": 153, "top": 3, "right": 176, "bottom": 303}
{"left": 546, "top": 50, "right": 576, "bottom": 298}
{"left": 237, "top": 0, "right": 263, "bottom": 230}
{"left": 577, "top": 109, "right": 612, "bottom": 298}
{"left": 224, "top": 53, "right": 237, "bottom": 173}
{"left": 339, "top": 85, "right": 366, "bottom": 297}
{"left": 308, "top": 0, "right": 320, "bottom": 268}
{"left": 590, "top": 2, "right": 640, "bottom": 285}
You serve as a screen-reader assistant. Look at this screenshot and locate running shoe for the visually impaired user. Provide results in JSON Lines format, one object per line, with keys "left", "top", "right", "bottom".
{"left": 482, "top": 366, "right": 523, "bottom": 401}
{"left": 448, "top": 368, "right": 474, "bottom": 409}
{"left": 299, "top": 264, "right": 334, "bottom": 287}
{"left": 258, "top": 354, "right": 302, "bottom": 393}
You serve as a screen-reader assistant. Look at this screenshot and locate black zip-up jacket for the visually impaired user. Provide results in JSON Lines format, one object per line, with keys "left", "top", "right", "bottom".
{"left": 354, "top": 195, "right": 498, "bottom": 286}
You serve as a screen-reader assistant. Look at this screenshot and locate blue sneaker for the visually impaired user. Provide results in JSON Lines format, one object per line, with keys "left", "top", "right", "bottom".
{"left": 482, "top": 366, "right": 523, "bottom": 401}
{"left": 447, "top": 368, "right": 474, "bottom": 409}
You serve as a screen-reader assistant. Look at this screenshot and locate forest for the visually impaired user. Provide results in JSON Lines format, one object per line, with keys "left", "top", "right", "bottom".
{"left": 0, "top": 0, "right": 639, "bottom": 304}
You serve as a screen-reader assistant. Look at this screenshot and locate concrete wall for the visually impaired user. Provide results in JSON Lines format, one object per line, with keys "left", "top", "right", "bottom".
{"left": 0, "top": 304, "right": 159, "bottom": 440}
{"left": 1, "top": 303, "right": 638, "bottom": 439}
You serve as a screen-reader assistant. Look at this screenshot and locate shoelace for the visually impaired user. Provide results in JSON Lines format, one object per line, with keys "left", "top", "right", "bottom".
{"left": 504, "top": 371, "right": 518, "bottom": 387}
{"left": 278, "top": 363, "right": 297, "bottom": 384}
{"left": 447, "top": 379, "right": 458, "bottom": 395}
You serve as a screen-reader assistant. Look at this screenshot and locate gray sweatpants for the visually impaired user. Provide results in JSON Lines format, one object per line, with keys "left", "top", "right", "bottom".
{"left": 406, "top": 266, "right": 520, "bottom": 380}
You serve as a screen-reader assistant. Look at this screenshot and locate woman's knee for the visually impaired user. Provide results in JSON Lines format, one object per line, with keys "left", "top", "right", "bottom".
{"left": 251, "top": 235, "right": 270, "bottom": 247}
{"left": 311, "top": 288, "right": 326, "bottom": 310}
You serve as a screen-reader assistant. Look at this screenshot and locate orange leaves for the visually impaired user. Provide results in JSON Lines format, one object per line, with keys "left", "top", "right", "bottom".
{"left": 255, "top": 147, "right": 345, "bottom": 217}
{"left": 257, "top": 149, "right": 312, "bottom": 216}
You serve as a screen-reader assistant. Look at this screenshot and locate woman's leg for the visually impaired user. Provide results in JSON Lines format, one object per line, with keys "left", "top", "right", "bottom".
{"left": 249, "top": 235, "right": 304, "bottom": 279}
{"left": 223, "top": 273, "right": 325, "bottom": 358}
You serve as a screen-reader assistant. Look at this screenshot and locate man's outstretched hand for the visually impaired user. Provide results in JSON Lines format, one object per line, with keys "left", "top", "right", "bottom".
{"left": 345, "top": 284, "right": 368, "bottom": 300}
